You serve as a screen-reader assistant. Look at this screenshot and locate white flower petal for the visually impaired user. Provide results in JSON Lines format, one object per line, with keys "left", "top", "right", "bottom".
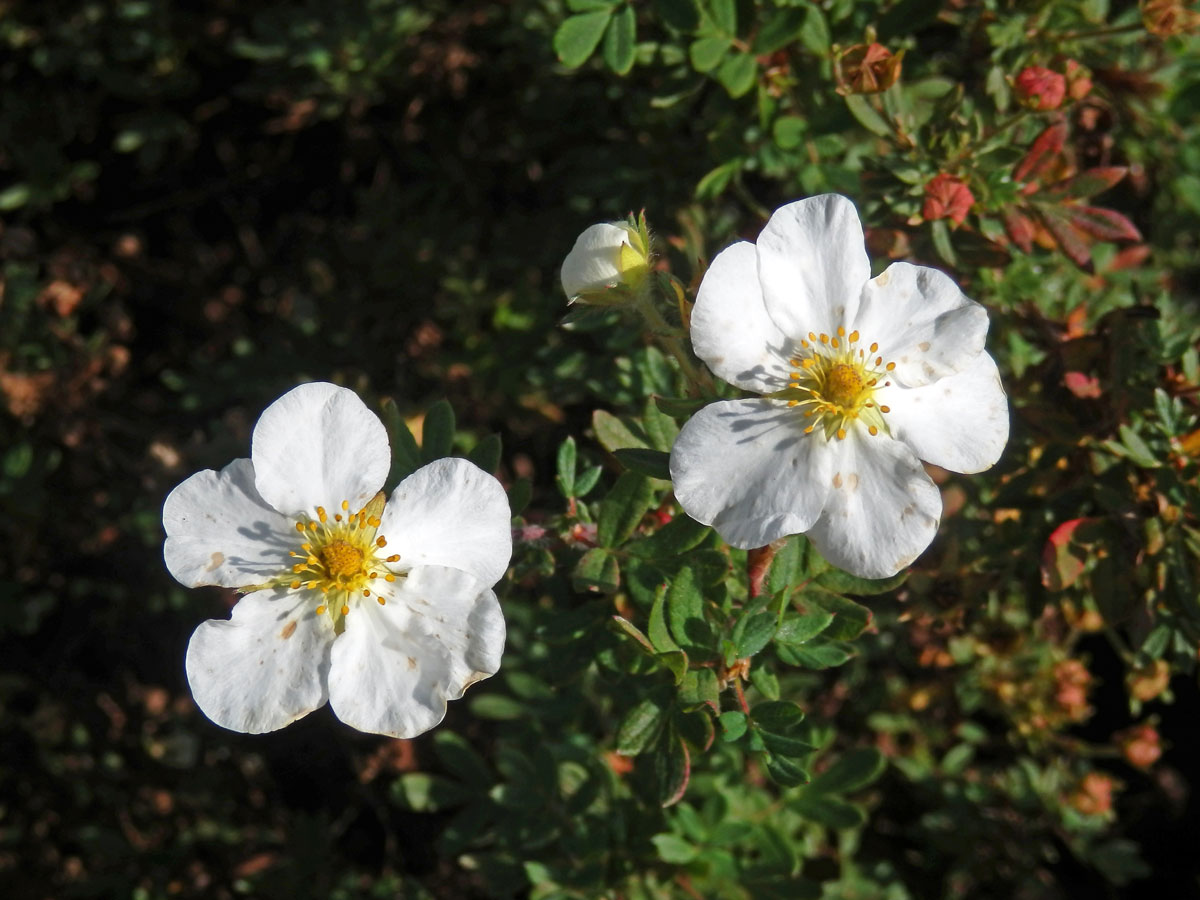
{"left": 561, "top": 223, "right": 630, "bottom": 298}
{"left": 691, "top": 241, "right": 794, "bottom": 393}
{"left": 378, "top": 458, "right": 512, "bottom": 587}
{"left": 854, "top": 262, "right": 989, "bottom": 387}
{"left": 669, "top": 398, "right": 833, "bottom": 549}
{"left": 805, "top": 430, "right": 942, "bottom": 579}
{"left": 163, "top": 458, "right": 294, "bottom": 588}
{"left": 251, "top": 382, "right": 390, "bottom": 517}
{"left": 877, "top": 350, "right": 1010, "bottom": 474}
{"left": 757, "top": 194, "right": 871, "bottom": 339}
{"left": 185, "top": 588, "right": 334, "bottom": 733}
{"left": 328, "top": 566, "right": 505, "bottom": 738}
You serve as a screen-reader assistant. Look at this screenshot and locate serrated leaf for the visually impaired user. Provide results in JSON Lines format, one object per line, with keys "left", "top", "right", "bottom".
{"left": 598, "top": 472, "right": 655, "bottom": 547}
{"left": 574, "top": 547, "right": 621, "bottom": 593}
{"left": 1014, "top": 122, "right": 1067, "bottom": 184}
{"left": 716, "top": 52, "right": 757, "bottom": 98}
{"left": 613, "top": 447, "right": 671, "bottom": 480}
{"left": 617, "top": 697, "right": 667, "bottom": 755}
{"left": 556, "top": 436, "right": 578, "bottom": 497}
{"left": 467, "top": 433, "right": 501, "bottom": 474}
{"left": 844, "top": 94, "right": 892, "bottom": 137}
{"left": 420, "top": 400, "right": 456, "bottom": 462}
{"left": 603, "top": 4, "right": 636, "bottom": 75}
{"left": 554, "top": 10, "right": 613, "bottom": 68}
{"left": 809, "top": 748, "right": 886, "bottom": 794}
{"left": 689, "top": 35, "right": 730, "bottom": 73}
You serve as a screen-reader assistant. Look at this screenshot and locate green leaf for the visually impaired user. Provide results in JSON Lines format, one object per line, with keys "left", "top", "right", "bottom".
{"left": 844, "top": 94, "right": 892, "bottom": 137}
{"left": 809, "top": 748, "right": 886, "bottom": 794}
{"left": 653, "top": 0, "right": 700, "bottom": 31}
{"left": 508, "top": 478, "right": 532, "bottom": 514}
{"left": 667, "top": 565, "right": 711, "bottom": 648}
{"left": 778, "top": 638, "right": 854, "bottom": 669}
{"left": 610, "top": 614, "right": 655, "bottom": 654}
{"left": 617, "top": 697, "right": 667, "bottom": 755}
{"left": 651, "top": 833, "right": 698, "bottom": 864}
{"left": 642, "top": 395, "right": 680, "bottom": 451}
{"left": 613, "top": 448, "right": 671, "bottom": 480}
{"left": 573, "top": 547, "right": 621, "bottom": 593}
{"left": 708, "top": 0, "right": 736, "bottom": 34}
{"left": 759, "top": 729, "right": 816, "bottom": 758}
{"left": 656, "top": 731, "right": 691, "bottom": 806}
{"left": 380, "top": 397, "right": 422, "bottom": 487}
{"left": 695, "top": 158, "right": 741, "bottom": 200}
{"left": 603, "top": 4, "right": 636, "bottom": 75}
{"left": 680, "top": 668, "right": 719, "bottom": 712}
{"left": 752, "top": 8, "right": 806, "bottom": 54}
{"left": 930, "top": 218, "right": 957, "bottom": 266}
{"left": 654, "top": 395, "right": 709, "bottom": 419}
{"left": 814, "top": 568, "right": 906, "bottom": 597}
{"left": 766, "top": 754, "right": 810, "bottom": 787}
{"left": 766, "top": 536, "right": 808, "bottom": 595}
{"left": 598, "top": 472, "right": 655, "bottom": 547}
{"left": 568, "top": 0, "right": 618, "bottom": 9}
{"left": 656, "top": 649, "right": 689, "bottom": 684}
{"left": 792, "top": 792, "right": 865, "bottom": 828}
{"left": 689, "top": 35, "right": 730, "bottom": 73}
{"left": 799, "top": 4, "right": 831, "bottom": 54}
{"left": 649, "top": 586, "right": 681, "bottom": 652}
{"left": 556, "top": 436, "right": 578, "bottom": 497}
{"left": 732, "top": 610, "right": 776, "bottom": 658}
{"left": 554, "top": 10, "right": 613, "bottom": 67}
{"left": 805, "top": 588, "right": 872, "bottom": 640}
{"left": 433, "top": 731, "right": 493, "bottom": 790}
{"left": 775, "top": 609, "right": 835, "bottom": 645}
{"left": 575, "top": 465, "right": 603, "bottom": 497}
{"left": 628, "top": 514, "right": 711, "bottom": 560}
{"left": 753, "top": 700, "right": 805, "bottom": 732}
{"left": 716, "top": 52, "right": 757, "bottom": 98}
{"left": 468, "top": 693, "right": 525, "bottom": 720}
{"left": 391, "top": 773, "right": 473, "bottom": 812}
{"left": 467, "top": 434, "right": 501, "bottom": 474}
{"left": 1117, "top": 424, "right": 1160, "bottom": 468}
{"left": 420, "top": 400, "right": 456, "bottom": 463}
{"left": 773, "top": 115, "right": 807, "bottom": 150}
{"left": 592, "top": 409, "right": 649, "bottom": 452}
{"left": 719, "top": 710, "right": 748, "bottom": 741}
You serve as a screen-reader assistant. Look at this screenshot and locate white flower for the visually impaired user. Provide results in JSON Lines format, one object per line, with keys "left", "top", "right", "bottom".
{"left": 560, "top": 217, "right": 651, "bottom": 302}
{"left": 669, "top": 195, "right": 1009, "bottom": 578}
{"left": 163, "top": 382, "right": 512, "bottom": 737}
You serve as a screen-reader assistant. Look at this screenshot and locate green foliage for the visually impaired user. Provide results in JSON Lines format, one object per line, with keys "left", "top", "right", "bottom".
{"left": 3, "top": 0, "right": 1200, "bottom": 898}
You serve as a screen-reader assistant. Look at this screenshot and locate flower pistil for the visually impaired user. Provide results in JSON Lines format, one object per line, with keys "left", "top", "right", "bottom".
{"left": 776, "top": 327, "right": 895, "bottom": 441}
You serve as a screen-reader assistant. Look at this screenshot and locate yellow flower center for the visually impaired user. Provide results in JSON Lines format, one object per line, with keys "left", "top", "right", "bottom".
{"left": 776, "top": 327, "right": 895, "bottom": 441}
{"left": 275, "top": 492, "right": 401, "bottom": 627}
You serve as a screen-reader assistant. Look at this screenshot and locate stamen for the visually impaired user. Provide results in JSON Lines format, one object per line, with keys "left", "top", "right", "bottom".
{"left": 291, "top": 580, "right": 301, "bottom": 589}
{"left": 386, "top": 555, "right": 400, "bottom": 562}
{"left": 341, "top": 605, "right": 349, "bottom": 616}
{"left": 831, "top": 337, "right": 840, "bottom": 348}
{"left": 385, "top": 574, "right": 396, "bottom": 582}
{"left": 808, "top": 332, "right": 816, "bottom": 342}
{"left": 341, "top": 500, "right": 350, "bottom": 511}
{"left": 886, "top": 362, "right": 896, "bottom": 371}
{"left": 317, "top": 506, "right": 327, "bottom": 523}
{"left": 837, "top": 428, "right": 846, "bottom": 440}
{"left": 870, "top": 342, "right": 878, "bottom": 352}
{"left": 788, "top": 400, "right": 799, "bottom": 407}
{"left": 316, "top": 605, "right": 326, "bottom": 615}
{"left": 376, "top": 537, "right": 387, "bottom": 547}
{"left": 837, "top": 326, "right": 845, "bottom": 337}
{"left": 377, "top": 596, "right": 386, "bottom": 605}
{"left": 849, "top": 330, "right": 859, "bottom": 343}
{"left": 819, "top": 333, "right": 829, "bottom": 344}
{"left": 869, "top": 426, "right": 878, "bottom": 436}
{"left": 879, "top": 405, "right": 890, "bottom": 413}
{"left": 295, "top": 522, "right": 305, "bottom": 533}
{"left": 875, "top": 356, "right": 883, "bottom": 366}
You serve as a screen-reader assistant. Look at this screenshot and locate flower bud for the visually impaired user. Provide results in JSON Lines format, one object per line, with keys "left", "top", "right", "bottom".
{"left": 1127, "top": 658, "right": 1170, "bottom": 702}
{"left": 1014, "top": 66, "right": 1067, "bottom": 110}
{"left": 1063, "top": 59, "right": 1093, "bottom": 101}
{"left": 836, "top": 43, "right": 903, "bottom": 95}
{"left": 922, "top": 174, "right": 975, "bottom": 226}
{"left": 1069, "top": 771, "right": 1117, "bottom": 817}
{"left": 1142, "top": 0, "right": 1200, "bottom": 37}
{"left": 1116, "top": 722, "right": 1162, "bottom": 769}
{"left": 560, "top": 216, "right": 651, "bottom": 304}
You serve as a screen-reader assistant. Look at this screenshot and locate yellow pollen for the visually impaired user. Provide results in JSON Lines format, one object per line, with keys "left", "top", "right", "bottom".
{"left": 385, "top": 574, "right": 396, "bottom": 582}
{"left": 870, "top": 342, "right": 878, "bottom": 352}
{"left": 886, "top": 361, "right": 896, "bottom": 371}
{"left": 295, "top": 522, "right": 305, "bottom": 533}
{"left": 317, "top": 506, "right": 327, "bottom": 522}
{"left": 826, "top": 364, "right": 865, "bottom": 407}
{"left": 880, "top": 405, "right": 891, "bottom": 413}
{"left": 849, "top": 330, "right": 859, "bottom": 343}
{"left": 869, "top": 425, "right": 878, "bottom": 436}
{"left": 377, "top": 596, "right": 386, "bottom": 605}
{"left": 341, "top": 500, "right": 350, "bottom": 511}
{"left": 837, "top": 428, "right": 847, "bottom": 440}
{"left": 831, "top": 337, "right": 840, "bottom": 348}
{"left": 316, "top": 604, "right": 326, "bottom": 615}
{"left": 319, "top": 541, "right": 365, "bottom": 578}
{"left": 376, "top": 537, "right": 387, "bottom": 548}
{"left": 819, "top": 333, "right": 829, "bottom": 344}
{"left": 341, "top": 605, "right": 349, "bottom": 616}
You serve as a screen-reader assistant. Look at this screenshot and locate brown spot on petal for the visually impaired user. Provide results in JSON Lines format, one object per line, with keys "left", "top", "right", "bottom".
{"left": 918, "top": 341, "right": 931, "bottom": 351}
{"left": 206, "top": 551, "right": 225, "bottom": 572}
{"left": 406, "top": 656, "right": 418, "bottom": 670}
{"left": 833, "top": 472, "right": 843, "bottom": 488}
{"left": 847, "top": 473, "right": 860, "bottom": 491}
{"left": 281, "top": 621, "right": 297, "bottom": 639}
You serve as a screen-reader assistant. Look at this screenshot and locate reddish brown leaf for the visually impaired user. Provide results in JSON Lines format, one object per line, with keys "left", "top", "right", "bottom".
{"left": 1014, "top": 121, "right": 1068, "bottom": 185}
{"left": 1041, "top": 517, "right": 1103, "bottom": 590}
{"left": 1002, "top": 209, "right": 1036, "bottom": 252}
{"left": 1064, "top": 371, "right": 1102, "bottom": 398}
{"left": 1036, "top": 205, "right": 1094, "bottom": 272}
{"left": 1044, "top": 166, "right": 1127, "bottom": 200}
{"left": 1064, "top": 205, "right": 1142, "bottom": 242}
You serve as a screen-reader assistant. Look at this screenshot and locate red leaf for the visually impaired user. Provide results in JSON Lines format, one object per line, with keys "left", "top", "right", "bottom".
{"left": 1002, "top": 209, "right": 1036, "bottom": 252}
{"left": 1064, "top": 371, "right": 1102, "bottom": 398}
{"left": 1041, "top": 517, "right": 1103, "bottom": 590}
{"left": 1036, "top": 205, "right": 1094, "bottom": 272}
{"left": 1045, "top": 166, "right": 1127, "bottom": 200}
{"left": 1014, "top": 122, "right": 1068, "bottom": 185}
{"left": 1064, "top": 205, "right": 1142, "bottom": 242}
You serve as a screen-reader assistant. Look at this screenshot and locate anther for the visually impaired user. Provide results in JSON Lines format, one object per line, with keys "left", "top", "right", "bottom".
{"left": 880, "top": 405, "right": 890, "bottom": 413}
{"left": 886, "top": 362, "right": 896, "bottom": 371}
{"left": 831, "top": 338, "right": 840, "bottom": 348}
{"left": 875, "top": 356, "right": 883, "bottom": 366}
{"left": 837, "top": 428, "right": 847, "bottom": 440}
{"left": 341, "top": 605, "right": 349, "bottom": 616}
{"left": 368, "top": 572, "right": 377, "bottom": 579}
{"left": 290, "top": 580, "right": 301, "bottom": 589}
{"left": 363, "top": 589, "right": 370, "bottom": 597}
{"left": 334, "top": 514, "right": 342, "bottom": 522}
{"left": 788, "top": 400, "right": 799, "bottom": 407}
{"left": 376, "top": 537, "right": 387, "bottom": 547}
{"left": 801, "top": 359, "right": 815, "bottom": 369}
{"left": 870, "top": 342, "right": 878, "bottom": 352}
{"left": 804, "top": 425, "right": 814, "bottom": 434}
{"left": 869, "top": 426, "right": 878, "bottom": 436}
{"left": 341, "top": 500, "right": 350, "bottom": 511}
{"left": 368, "top": 516, "right": 380, "bottom": 527}
{"left": 849, "top": 330, "right": 859, "bottom": 343}
{"left": 819, "top": 333, "right": 829, "bottom": 344}
{"left": 316, "top": 605, "right": 326, "bottom": 616}
{"left": 317, "top": 506, "right": 327, "bottom": 522}
{"left": 837, "top": 326, "right": 845, "bottom": 337}
{"left": 377, "top": 596, "right": 386, "bottom": 605}
{"left": 808, "top": 331, "right": 816, "bottom": 342}
{"left": 386, "top": 554, "right": 400, "bottom": 562}
{"left": 385, "top": 574, "right": 396, "bottom": 582}
{"left": 788, "top": 381, "right": 801, "bottom": 389}
{"left": 293, "top": 563, "right": 304, "bottom": 573}
{"left": 294, "top": 522, "right": 305, "bottom": 533}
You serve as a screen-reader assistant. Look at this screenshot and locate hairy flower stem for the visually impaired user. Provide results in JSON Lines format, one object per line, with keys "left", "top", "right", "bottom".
{"left": 634, "top": 291, "right": 710, "bottom": 394}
